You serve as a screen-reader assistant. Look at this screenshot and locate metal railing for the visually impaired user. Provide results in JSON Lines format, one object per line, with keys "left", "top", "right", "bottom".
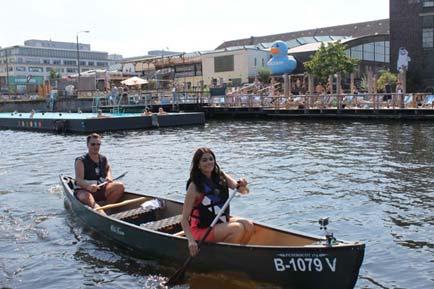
{"left": 205, "top": 92, "right": 434, "bottom": 110}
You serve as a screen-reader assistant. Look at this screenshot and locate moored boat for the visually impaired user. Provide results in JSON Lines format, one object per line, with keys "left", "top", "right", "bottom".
{"left": 60, "top": 175, "right": 365, "bottom": 289}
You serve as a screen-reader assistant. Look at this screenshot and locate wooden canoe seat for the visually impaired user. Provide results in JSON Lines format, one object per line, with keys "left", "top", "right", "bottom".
{"left": 140, "top": 214, "right": 183, "bottom": 232}
{"left": 110, "top": 206, "right": 158, "bottom": 220}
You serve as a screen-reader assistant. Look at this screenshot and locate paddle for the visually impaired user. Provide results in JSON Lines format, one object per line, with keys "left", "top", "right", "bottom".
{"left": 97, "top": 171, "right": 128, "bottom": 188}
{"left": 165, "top": 186, "right": 241, "bottom": 286}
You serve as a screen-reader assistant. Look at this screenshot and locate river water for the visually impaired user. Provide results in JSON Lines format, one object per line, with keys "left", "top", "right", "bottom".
{"left": 0, "top": 119, "right": 433, "bottom": 289}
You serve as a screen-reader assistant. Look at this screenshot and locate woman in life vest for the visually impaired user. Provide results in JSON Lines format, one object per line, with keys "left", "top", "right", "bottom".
{"left": 181, "top": 147, "right": 254, "bottom": 257}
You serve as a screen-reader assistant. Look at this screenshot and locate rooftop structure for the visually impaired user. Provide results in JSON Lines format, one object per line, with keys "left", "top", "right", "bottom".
{"left": 216, "top": 19, "right": 390, "bottom": 50}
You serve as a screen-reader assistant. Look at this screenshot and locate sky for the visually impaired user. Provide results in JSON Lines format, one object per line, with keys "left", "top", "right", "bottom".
{"left": 1, "top": 0, "right": 389, "bottom": 58}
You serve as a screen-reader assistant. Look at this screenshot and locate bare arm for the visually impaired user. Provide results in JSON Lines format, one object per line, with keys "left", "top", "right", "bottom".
{"left": 181, "top": 182, "right": 200, "bottom": 256}
{"left": 223, "top": 172, "right": 248, "bottom": 191}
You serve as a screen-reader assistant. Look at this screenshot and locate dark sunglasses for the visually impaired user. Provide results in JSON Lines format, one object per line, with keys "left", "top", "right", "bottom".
{"left": 90, "top": 143, "right": 101, "bottom": 146}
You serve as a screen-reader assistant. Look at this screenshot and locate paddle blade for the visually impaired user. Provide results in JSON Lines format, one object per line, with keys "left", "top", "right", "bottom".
{"left": 164, "top": 267, "right": 186, "bottom": 286}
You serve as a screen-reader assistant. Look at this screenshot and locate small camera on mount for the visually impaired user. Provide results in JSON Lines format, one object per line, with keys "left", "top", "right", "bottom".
{"left": 318, "top": 217, "right": 336, "bottom": 246}
{"left": 319, "top": 217, "right": 329, "bottom": 230}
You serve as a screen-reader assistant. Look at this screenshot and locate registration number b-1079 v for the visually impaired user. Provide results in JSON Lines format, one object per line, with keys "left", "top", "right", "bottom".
{"left": 274, "top": 257, "right": 336, "bottom": 272}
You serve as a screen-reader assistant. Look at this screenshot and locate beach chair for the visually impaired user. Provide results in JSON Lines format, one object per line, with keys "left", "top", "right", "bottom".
{"left": 213, "top": 96, "right": 226, "bottom": 107}
{"left": 252, "top": 95, "right": 262, "bottom": 107}
{"left": 423, "top": 95, "right": 434, "bottom": 108}
{"left": 403, "top": 95, "right": 413, "bottom": 107}
{"left": 240, "top": 95, "right": 248, "bottom": 106}
{"left": 343, "top": 95, "right": 353, "bottom": 108}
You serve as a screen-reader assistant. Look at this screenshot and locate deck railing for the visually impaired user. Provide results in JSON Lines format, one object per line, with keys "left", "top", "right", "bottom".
{"left": 205, "top": 93, "right": 434, "bottom": 110}
{"left": 89, "top": 90, "right": 434, "bottom": 112}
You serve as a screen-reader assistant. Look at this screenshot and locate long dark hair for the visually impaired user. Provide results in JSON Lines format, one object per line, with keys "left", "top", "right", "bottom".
{"left": 188, "top": 147, "right": 223, "bottom": 192}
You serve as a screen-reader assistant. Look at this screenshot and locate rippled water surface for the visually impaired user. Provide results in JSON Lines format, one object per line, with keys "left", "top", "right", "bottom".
{"left": 1, "top": 120, "right": 433, "bottom": 289}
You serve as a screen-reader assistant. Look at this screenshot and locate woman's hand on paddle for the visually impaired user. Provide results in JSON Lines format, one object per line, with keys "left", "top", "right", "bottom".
{"left": 237, "top": 178, "right": 249, "bottom": 195}
{"left": 188, "top": 240, "right": 199, "bottom": 257}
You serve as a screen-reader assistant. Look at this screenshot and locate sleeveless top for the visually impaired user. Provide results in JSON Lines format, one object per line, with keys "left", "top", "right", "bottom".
{"left": 76, "top": 153, "right": 108, "bottom": 183}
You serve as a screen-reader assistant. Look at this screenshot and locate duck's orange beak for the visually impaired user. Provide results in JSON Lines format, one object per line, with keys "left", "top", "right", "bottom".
{"left": 270, "top": 47, "right": 280, "bottom": 54}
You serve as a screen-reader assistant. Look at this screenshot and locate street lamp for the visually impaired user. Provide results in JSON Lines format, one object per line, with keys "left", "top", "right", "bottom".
{"left": 76, "top": 30, "right": 90, "bottom": 90}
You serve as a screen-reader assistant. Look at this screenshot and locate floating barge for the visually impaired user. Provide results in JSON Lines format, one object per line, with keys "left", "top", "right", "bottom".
{"left": 0, "top": 112, "right": 205, "bottom": 133}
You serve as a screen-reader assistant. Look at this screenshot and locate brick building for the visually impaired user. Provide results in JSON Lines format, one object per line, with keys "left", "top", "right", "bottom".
{"left": 390, "top": 0, "right": 434, "bottom": 91}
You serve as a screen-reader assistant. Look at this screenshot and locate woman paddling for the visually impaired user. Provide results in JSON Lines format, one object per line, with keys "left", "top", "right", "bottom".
{"left": 181, "top": 147, "right": 254, "bottom": 257}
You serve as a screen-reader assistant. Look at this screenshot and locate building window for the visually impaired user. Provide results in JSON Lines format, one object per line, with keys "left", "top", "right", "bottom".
{"left": 43, "top": 59, "right": 51, "bottom": 64}
{"left": 351, "top": 45, "right": 363, "bottom": 60}
{"left": 214, "top": 55, "right": 234, "bottom": 72}
{"left": 423, "top": 15, "right": 434, "bottom": 28}
{"left": 423, "top": 28, "right": 434, "bottom": 48}
{"left": 423, "top": 1, "right": 434, "bottom": 7}
{"left": 29, "top": 67, "right": 43, "bottom": 72}
{"left": 66, "top": 68, "right": 77, "bottom": 73}
{"left": 53, "top": 60, "right": 61, "bottom": 65}
{"left": 254, "top": 58, "right": 257, "bottom": 67}
{"left": 16, "top": 66, "right": 26, "bottom": 72}
{"left": 80, "top": 61, "right": 86, "bottom": 66}
{"left": 96, "top": 62, "right": 108, "bottom": 67}
{"left": 88, "top": 61, "right": 94, "bottom": 66}
{"left": 25, "top": 58, "right": 40, "bottom": 64}
{"left": 374, "top": 41, "right": 386, "bottom": 63}
{"left": 64, "top": 60, "right": 77, "bottom": 65}
{"left": 363, "top": 43, "right": 375, "bottom": 61}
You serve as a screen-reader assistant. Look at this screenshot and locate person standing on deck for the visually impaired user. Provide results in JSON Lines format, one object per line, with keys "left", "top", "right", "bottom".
{"left": 181, "top": 147, "right": 254, "bottom": 257}
{"left": 74, "top": 133, "right": 124, "bottom": 211}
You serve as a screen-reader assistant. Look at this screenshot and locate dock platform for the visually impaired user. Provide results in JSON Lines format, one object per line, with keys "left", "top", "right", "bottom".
{"left": 203, "top": 107, "right": 434, "bottom": 120}
{"left": 0, "top": 112, "right": 205, "bottom": 133}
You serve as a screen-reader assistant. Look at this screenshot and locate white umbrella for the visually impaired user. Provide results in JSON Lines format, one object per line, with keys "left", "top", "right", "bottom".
{"left": 121, "top": 76, "right": 148, "bottom": 86}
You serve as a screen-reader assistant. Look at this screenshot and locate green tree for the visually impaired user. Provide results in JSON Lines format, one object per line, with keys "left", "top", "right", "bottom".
{"left": 304, "top": 41, "right": 358, "bottom": 83}
{"left": 49, "top": 68, "right": 60, "bottom": 80}
{"left": 376, "top": 70, "right": 397, "bottom": 92}
{"left": 257, "top": 66, "right": 271, "bottom": 84}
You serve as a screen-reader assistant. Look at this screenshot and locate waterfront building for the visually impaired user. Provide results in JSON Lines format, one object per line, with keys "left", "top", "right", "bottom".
{"left": 121, "top": 51, "right": 204, "bottom": 90}
{"left": 0, "top": 39, "right": 117, "bottom": 93}
{"left": 289, "top": 34, "right": 390, "bottom": 82}
{"left": 390, "top": 0, "right": 434, "bottom": 91}
{"left": 216, "top": 20, "right": 390, "bottom": 89}
{"left": 201, "top": 47, "right": 270, "bottom": 86}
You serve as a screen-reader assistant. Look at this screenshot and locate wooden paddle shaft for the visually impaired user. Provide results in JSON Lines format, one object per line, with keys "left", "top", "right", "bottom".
{"left": 96, "top": 197, "right": 148, "bottom": 211}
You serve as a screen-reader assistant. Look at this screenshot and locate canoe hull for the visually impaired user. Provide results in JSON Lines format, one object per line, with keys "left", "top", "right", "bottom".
{"left": 61, "top": 175, "right": 364, "bottom": 289}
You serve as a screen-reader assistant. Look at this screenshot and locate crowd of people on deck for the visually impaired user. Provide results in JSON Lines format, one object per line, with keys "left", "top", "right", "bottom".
{"left": 225, "top": 77, "right": 421, "bottom": 110}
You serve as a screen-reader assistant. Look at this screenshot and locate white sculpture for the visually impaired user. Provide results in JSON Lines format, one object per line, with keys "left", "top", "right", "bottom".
{"left": 397, "top": 47, "right": 411, "bottom": 71}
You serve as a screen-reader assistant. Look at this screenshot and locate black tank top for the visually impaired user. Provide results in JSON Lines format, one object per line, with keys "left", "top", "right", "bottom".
{"left": 76, "top": 153, "right": 108, "bottom": 182}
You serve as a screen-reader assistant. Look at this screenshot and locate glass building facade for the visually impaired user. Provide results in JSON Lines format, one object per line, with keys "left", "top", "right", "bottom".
{"left": 0, "top": 40, "right": 113, "bottom": 88}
